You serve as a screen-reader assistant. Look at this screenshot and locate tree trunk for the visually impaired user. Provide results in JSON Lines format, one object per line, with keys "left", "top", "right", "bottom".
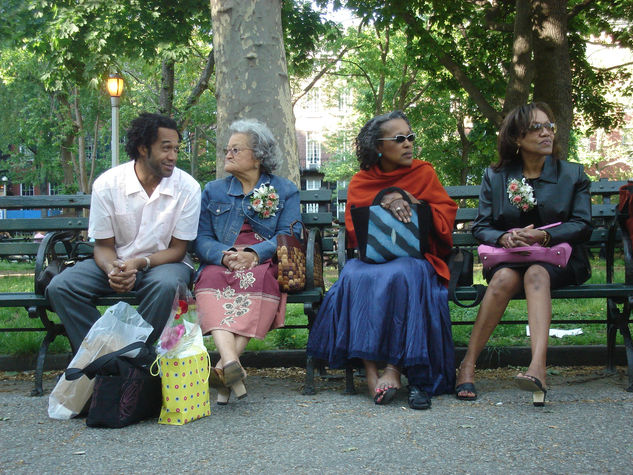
{"left": 180, "top": 51, "right": 216, "bottom": 131}
{"left": 70, "top": 90, "right": 88, "bottom": 193}
{"left": 210, "top": 0, "right": 299, "bottom": 184}
{"left": 503, "top": 0, "right": 534, "bottom": 115}
{"left": 532, "top": 0, "right": 572, "bottom": 159}
{"left": 191, "top": 127, "right": 199, "bottom": 179}
{"left": 88, "top": 112, "right": 100, "bottom": 194}
{"left": 55, "top": 93, "right": 78, "bottom": 191}
{"left": 456, "top": 114, "right": 472, "bottom": 186}
{"left": 159, "top": 58, "right": 175, "bottom": 117}
{"left": 375, "top": 24, "right": 389, "bottom": 115}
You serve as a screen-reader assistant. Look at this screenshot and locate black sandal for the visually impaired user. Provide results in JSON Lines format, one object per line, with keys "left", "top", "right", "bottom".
{"left": 407, "top": 385, "right": 431, "bottom": 410}
{"left": 374, "top": 386, "right": 398, "bottom": 405}
{"left": 455, "top": 382, "right": 478, "bottom": 401}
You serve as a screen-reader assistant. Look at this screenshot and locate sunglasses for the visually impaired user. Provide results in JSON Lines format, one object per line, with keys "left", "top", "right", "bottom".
{"left": 527, "top": 122, "right": 556, "bottom": 134}
{"left": 377, "top": 133, "right": 416, "bottom": 143}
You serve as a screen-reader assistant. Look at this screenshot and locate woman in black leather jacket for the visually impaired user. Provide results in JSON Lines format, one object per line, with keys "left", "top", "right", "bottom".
{"left": 455, "top": 102, "right": 592, "bottom": 406}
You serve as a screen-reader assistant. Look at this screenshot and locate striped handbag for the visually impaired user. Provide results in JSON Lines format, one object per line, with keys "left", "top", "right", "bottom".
{"left": 350, "top": 187, "right": 431, "bottom": 264}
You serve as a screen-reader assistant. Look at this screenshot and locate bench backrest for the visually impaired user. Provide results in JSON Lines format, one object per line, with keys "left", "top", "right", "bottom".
{"left": 0, "top": 190, "right": 336, "bottom": 258}
{"left": 337, "top": 179, "right": 626, "bottom": 249}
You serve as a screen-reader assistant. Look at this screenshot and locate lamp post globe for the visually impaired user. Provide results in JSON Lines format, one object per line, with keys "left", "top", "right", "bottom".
{"left": 107, "top": 74, "right": 124, "bottom": 168}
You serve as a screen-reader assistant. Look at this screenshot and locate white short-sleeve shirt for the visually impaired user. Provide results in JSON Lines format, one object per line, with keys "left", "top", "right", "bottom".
{"left": 89, "top": 161, "right": 201, "bottom": 261}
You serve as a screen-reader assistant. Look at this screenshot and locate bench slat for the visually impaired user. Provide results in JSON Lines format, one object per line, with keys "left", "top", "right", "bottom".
{"left": 453, "top": 283, "right": 633, "bottom": 301}
{"left": 0, "top": 217, "right": 89, "bottom": 232}
{"left": 0, "top": 194, "right": 91, "bottom": 209}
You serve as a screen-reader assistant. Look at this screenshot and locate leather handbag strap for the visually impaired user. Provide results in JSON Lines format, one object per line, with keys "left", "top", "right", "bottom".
{"left": 447, "top": 249, "right": 486, "bottom": 308}
{"left": 372, "top": 187, "right": 412, "bottom": 206}
{"left": 288, "top": 220, "right": 307, "bottom": 241}
{"left": 65, "top": 341, "right": 150, "bottom": 381}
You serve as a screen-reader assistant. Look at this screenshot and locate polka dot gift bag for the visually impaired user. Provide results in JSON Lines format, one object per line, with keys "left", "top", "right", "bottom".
{"left": 153, "top": 291, "right": 211, "bottom": 425}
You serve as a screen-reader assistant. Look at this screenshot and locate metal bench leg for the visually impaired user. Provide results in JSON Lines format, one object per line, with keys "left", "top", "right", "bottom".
{"left": 621, "top": 324, "right": 633, "bottom": 392}
{"left": 606, "top": 301, "right": 619, "bottom": 373}
{"left": 617, "top": 301, "right": 633, "bottom": 392}
{"left": 31, "top": 324, "right": 63, "bottom": 396}
{"left": 303, "top": 354, "right": 316, "bottom": 395}
{"left": 344, "top": 366, "right": 356, "bottom": 395}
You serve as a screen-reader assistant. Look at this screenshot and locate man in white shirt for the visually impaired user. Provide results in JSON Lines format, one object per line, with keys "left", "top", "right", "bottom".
{"left": 47, "top": 113, "right": 201, "bottom": 351}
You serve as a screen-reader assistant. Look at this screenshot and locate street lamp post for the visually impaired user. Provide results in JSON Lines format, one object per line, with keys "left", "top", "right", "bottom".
{"left": 107, "top": 74, "right": 124, "bottom": 168}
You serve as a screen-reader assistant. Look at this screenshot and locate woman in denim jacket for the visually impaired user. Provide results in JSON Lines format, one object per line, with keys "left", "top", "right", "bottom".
{"left": 194, "top": 119, "right": 301, "bottom": 404}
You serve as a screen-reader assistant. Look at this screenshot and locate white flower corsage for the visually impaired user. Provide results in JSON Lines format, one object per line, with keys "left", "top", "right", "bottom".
{"left": 507, "top": 178, "right": 537, "bottom": 212}
{"left": 250, "top": 184, "right": 279, "bottom": 218}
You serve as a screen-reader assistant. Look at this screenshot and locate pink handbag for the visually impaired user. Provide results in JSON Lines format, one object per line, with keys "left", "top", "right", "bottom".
{"left": 478, "top": 223, "right": 572, "bottom": 270}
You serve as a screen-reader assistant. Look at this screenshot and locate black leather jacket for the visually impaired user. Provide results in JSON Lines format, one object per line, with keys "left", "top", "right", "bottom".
{"left": 472, "top": 156, "right": 593, "bottom": 284}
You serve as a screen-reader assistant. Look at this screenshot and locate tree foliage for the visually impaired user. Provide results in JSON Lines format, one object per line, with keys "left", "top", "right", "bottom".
{"left": 325, "top": 0, "right": 633, "bottom": 167}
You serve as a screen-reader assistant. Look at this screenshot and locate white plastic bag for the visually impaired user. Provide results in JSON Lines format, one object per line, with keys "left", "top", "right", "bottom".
{"left": 48, "top": 301, "right": 153, "bottom": 420}
{"left": 153, "top": 290, "right": 206, "bottom": 370}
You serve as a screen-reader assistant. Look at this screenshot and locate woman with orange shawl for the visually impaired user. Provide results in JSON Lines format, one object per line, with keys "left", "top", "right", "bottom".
{"left": 307, "top": 111, "right": 457, "bottom": 410}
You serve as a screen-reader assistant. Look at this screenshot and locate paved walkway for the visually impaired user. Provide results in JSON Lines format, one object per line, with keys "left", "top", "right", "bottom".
{"left": 1, "top": 366, "right": 632, "bottom": 474}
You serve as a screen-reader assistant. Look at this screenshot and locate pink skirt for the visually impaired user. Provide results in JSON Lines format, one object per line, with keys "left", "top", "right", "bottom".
{"left": 194, "top": 223, "right": 286, "bottom": 339}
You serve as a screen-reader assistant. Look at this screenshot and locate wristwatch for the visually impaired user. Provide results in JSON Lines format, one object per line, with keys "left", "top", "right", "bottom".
{"left": 143, "top": 256, "right": 151, "bottom": 271}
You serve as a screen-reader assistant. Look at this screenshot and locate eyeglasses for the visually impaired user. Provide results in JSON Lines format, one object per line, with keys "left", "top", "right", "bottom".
{"left": 527, "top": 122, "right": 556, "bottom": 134}
{"left": 376, "top": 133, "right": 416, "bottom": 143}
{"left": 223, "top": 147, "right": 252, "bottom": 156}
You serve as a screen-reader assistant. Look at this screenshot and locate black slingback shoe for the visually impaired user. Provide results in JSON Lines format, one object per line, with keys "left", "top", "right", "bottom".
{"left": 408, "top": 385, "right": 431, "bottom": 410}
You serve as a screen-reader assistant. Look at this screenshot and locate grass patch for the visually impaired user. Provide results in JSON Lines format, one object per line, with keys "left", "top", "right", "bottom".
{"left": 0, "top": 257, "right": 627, "bottom": 356}
{"left": 451, "top": 256, "right": 626, "bottom": 347}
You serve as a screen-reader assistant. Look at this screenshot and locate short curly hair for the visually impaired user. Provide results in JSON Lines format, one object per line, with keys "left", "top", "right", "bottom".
{"left": 228, "top": 119, "right": 280, "bottom": 174}
{"left": 494, "top": 102, "right": 561, "bottom": 171}
{"left": 124, "top": 113, "right": 181, "bottom": 161}
{"left": 355, "top": 110, "right": 410, "bottom": 170}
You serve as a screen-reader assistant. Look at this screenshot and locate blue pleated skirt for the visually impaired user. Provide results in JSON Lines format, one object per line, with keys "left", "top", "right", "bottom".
{"left": 307, "top": 257, "right": 455, "bottom": 396}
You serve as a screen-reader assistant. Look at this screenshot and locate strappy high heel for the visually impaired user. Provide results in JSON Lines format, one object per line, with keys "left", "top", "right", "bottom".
{"left": 455, "top": 362, "right": 478, "bottom": 401}
{"left": 516, "top": 373, "right": 548, "bottom": 407}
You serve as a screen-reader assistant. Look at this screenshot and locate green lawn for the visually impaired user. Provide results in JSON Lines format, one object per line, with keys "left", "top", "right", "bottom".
{"left": 0, "top": 256, "right": 625, "bottom": 355}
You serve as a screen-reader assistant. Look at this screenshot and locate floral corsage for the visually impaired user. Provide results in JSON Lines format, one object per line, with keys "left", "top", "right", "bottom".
{"left": 250, "top": 184, "right": 279, "bottom": 218}
{"left": 507, "top": 178, "right": 537, "bottom": 212}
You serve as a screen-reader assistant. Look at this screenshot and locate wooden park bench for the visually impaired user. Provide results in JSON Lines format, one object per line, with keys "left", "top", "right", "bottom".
{"left": 305, "top": 179, "right": 633, "bottom": 394}
{"left": 0, "top": 189, "right": 334, "bottom": 396}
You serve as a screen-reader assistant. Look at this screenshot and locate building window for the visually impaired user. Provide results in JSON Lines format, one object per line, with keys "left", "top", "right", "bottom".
{"left": 306, "top": 132, "right": 321, "bottom": 169}
{"left": 306, "top": 178, "right": 321, "bottom": 190}
{"left": 304, "top": 89, "right": 321, "bottom": 114}
{"left": 48, "top": 184, "right": 63, "bottom": 195}
{"left": 306, "top": 202, "right": 319, "bottom": 213}
{"left": 21, "top": 184, "right": 34, "bottom": 196}
{"left": 337, "top": 202, "right": 346, "bottom": 221}
{"left": 338, "top": 89, "right": 352, "bottom": 112}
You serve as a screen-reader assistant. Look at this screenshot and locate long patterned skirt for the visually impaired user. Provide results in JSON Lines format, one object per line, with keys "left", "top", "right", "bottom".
{"left": 194, "top": 223, "right": 286, "bottom": 339}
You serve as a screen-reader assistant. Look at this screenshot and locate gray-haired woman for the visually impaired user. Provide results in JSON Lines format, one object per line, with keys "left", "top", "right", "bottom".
{"left": 194, "top": 119, "right": 302, "bottom": 404}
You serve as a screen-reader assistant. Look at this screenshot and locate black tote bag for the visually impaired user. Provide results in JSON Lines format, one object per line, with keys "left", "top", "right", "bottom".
{"left": 351, "top": 187, "right": 432, "bottom": 264}
{"left": 65, "top": 341, "right": 162, "bottom": 428}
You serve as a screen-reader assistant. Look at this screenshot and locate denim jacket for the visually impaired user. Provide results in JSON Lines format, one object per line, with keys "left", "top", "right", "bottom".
{"left": 194, "top": 173, "right": 302, "bottom": 273}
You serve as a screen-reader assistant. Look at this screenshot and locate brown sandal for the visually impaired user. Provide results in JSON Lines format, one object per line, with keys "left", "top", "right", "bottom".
{"left": 221, "top": 361, "right": 247, "bottom": 400}
{"left": 209, "top": 367, "right": 226, "bottom": 389}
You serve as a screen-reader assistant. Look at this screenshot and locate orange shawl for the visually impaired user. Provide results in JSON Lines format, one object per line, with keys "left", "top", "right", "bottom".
{"left": 345, "top": 160, "right": 457, "bottom": 282}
